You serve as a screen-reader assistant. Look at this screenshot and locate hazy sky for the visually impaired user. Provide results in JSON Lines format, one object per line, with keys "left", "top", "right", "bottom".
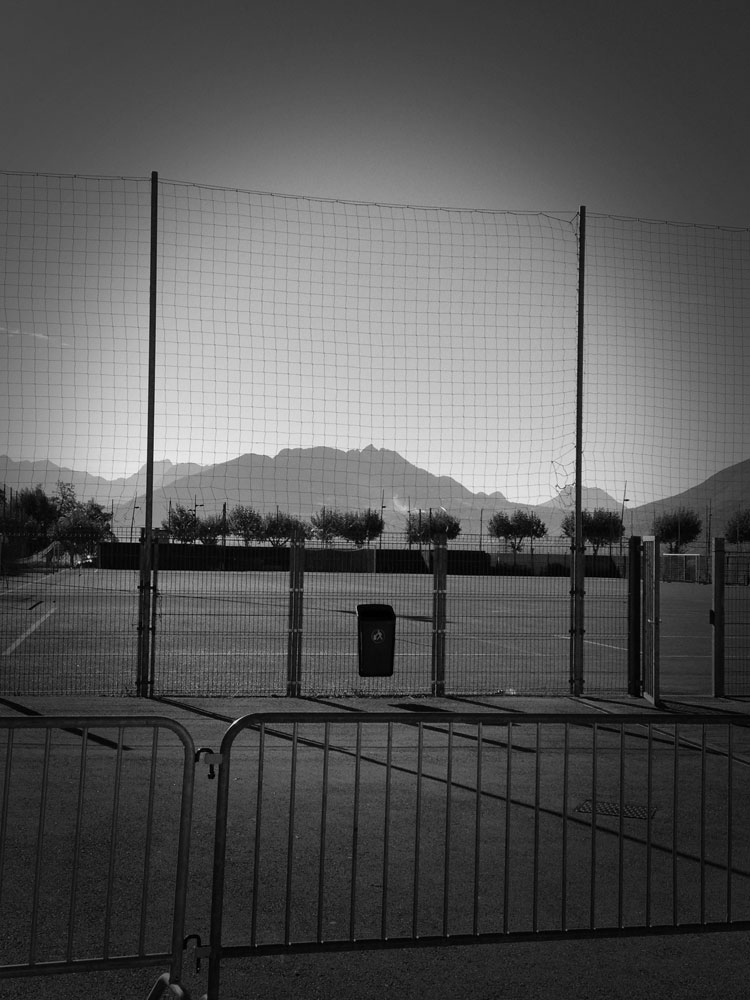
{"left": 1, "top": 1, "right": 749, "bottom": 507}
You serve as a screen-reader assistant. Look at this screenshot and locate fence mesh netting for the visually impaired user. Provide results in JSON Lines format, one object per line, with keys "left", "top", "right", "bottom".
{"left": 1, "top": 172, "right": 748, "bottom": 695}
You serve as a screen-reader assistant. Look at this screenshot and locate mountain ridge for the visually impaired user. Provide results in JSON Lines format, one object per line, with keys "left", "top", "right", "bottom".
{"left": 1, "top": 450, "right": 747, "bottom": 539}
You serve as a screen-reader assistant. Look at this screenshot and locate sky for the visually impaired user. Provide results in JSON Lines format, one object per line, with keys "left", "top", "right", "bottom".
{"left": 1, "top": 0, "right": 749, "bottom": 508}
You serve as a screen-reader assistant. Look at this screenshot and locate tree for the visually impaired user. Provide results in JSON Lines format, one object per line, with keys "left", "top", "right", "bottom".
{"left": 1, "top": 485, "right": 58, "bottom": 546}
{"left": 725, "top": 509, "right": 750, "bottom": 548}
{"left": 310, "top": 508, "right": 345, "bottom": 545}
{"left": 262, "top": 512, "right": 310, "bottom": 547}
{"left": 54, "top": 482, "right": 79, "bottom": 519}
{"left": 338, "top": 509, "right": 384, "bottom": 547}
{"left": 488, "top": 510, "right": 547, "bottom": 553}
{"left": 162, "top": 504, "right": 200, "bottom": 544}
{"left": 227, "top": 505, "right": 263, "bottom": 545}
{"left": 561, "top": 508, "right": 624, "bottom": 556}
{"left": 51, "top": 494, "right": 112, "bottom": 562}
{"left": 405, "top": 509, "right": 461, "bottom": 545}
{"left": 197, "top": 514, "right": 224, "bottom": 545}
{"left": 652, "top": 507, "right": 702, "bottom": 553}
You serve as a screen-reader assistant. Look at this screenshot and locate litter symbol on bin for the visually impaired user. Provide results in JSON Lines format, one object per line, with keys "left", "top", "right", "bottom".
{"left": 371, "top": 627, "right": 386, "bottom": 644}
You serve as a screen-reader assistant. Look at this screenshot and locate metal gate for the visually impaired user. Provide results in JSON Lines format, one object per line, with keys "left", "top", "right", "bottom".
{"left": 641, "top": 537, "right": 660, "bottom": 704}
{"left": 712, "top": 538, "right": 750, "bottom": 697}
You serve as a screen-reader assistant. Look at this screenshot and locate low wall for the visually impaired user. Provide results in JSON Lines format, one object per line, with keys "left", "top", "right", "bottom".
{"left": 96, "top": 542, "right": 625, "bottom": 577}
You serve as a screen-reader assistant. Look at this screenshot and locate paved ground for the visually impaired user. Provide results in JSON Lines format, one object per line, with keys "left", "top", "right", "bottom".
{"left": 3, "top": 690, "right": 750, "bottom": 999}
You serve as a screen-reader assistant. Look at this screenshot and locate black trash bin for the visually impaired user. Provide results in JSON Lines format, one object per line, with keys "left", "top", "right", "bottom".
{"left": 356, "top": 603, "right": 396, "bottom": 677}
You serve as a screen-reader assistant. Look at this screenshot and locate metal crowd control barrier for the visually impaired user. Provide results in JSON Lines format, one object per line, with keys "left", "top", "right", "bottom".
{"left": 0, "top": 715, "right": 195, "bottom": 997}
{"left": 4, "top": 710, "right": 750, "bottom": 998}
{"left": 203, "top": 711, "right": 750, "bottom": 999}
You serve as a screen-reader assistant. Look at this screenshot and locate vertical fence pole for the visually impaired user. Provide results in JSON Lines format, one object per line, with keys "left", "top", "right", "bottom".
{"left": 137, "top": 171, "right": 159, "bottom": 697}
{"left": 628, "top": 536, "right": 642, "bottom": 696}
{"left": 148, "top": 532, "right": 160, "bottom": 698}
{"left": 137, "top": 529, "right": 151, "bottom": 697}
{"left": 287, "top": 531, "right": 304, "bottom": 697}
{"left": 712, "top": 537, "right": 725, "bottom": 698}
{"left": 570, "top": 205, "right": 586, "bottom": 697}
{"left": 432, "top": 534, "right": 448, "bottom": 697}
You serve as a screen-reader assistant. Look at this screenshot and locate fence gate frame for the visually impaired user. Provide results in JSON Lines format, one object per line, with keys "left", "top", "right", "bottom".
{"left": 641, "top": 536, "right": 661, "bottom": 705}
{"left": 712, "top": 537, "right": 726, "bottom": 697}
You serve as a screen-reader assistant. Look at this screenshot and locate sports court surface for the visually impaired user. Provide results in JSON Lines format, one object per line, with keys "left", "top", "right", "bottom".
{"left": 3, "top": 567, "right": 631, "bottom": 696}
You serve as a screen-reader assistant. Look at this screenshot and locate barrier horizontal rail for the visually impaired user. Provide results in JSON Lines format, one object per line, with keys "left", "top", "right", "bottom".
{"left": 205, "top": 710, "right": 750, "bottom": 999}
{"left": 0, "top": 715, "right": 195, "bottom": 996}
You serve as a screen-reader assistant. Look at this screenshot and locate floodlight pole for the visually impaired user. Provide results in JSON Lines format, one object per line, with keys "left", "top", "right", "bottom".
{"left": 570, "top": 206, "right": 586, "bottom": 697}
{"left": 137, "top": 171, "right": 159, "bottom": 697}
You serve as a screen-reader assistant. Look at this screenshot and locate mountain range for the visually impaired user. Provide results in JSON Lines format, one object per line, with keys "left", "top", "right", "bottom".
{"left": 1, "top": 448, "right": 748, "bottom": 542}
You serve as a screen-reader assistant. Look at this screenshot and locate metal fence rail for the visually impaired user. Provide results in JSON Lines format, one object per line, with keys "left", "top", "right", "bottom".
{"left": 1, "top": 533, "right": 631, "bottom": 697}
{"left": 204, "top": 710, "right": 750, "bottom": 998}
{"left": 2, "top": 534, "right": 631, "bottom": 697}
{"left": 0, "top": 715, "right": 195, "bottom": 995}
{"left": 148, "top": 536, "right": 628, "bottom": 698}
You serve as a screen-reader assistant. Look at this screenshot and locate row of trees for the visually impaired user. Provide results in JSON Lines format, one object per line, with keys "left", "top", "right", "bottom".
{"left": 163, "top": 505, "right": 389, "bottom": 548}
{"left": 3, "top": 485, "right": 749, "bottom": 554}
{"left": 159, "top": 504, "right": 635, "bottom": 553}
{"left": 164, "top": 503, "right": 750, "bottom": 553}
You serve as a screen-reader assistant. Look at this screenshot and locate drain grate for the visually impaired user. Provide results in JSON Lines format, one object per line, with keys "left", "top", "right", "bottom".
{"left": 575, "top": 799, "right": 655, "bottom": 820}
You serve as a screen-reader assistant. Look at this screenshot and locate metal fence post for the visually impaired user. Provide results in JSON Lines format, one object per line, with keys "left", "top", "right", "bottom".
{"left": 287, "top": 531, "right": 305, "bottom": 697}
{"left": 432, "top": 534, "right": 447, "bottom": 696}
{"left": 627, "top": 536, "right": 642, "bottom": 696}
{"left": 137, "top": 529, "right": 152, "bottom": 697}
{"left": 570, "top": 204, "right": 586, "bottom": 699}
{"left": 712, "top": 537, "right": 725, "bottom": 698}
{"left": 569, "top": 539, "right": 586, "bottom": 697}
{"left": 147, "top": 531, "right": 162, "bottom": 698}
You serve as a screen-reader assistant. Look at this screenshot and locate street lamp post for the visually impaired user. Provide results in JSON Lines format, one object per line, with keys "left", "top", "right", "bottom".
{"left": 620, "top": 489, "right": 630, "bottom": 558}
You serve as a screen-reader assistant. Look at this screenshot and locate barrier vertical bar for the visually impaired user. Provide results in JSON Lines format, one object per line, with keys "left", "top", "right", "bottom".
{"left": 712, "top": 537, "right": 725, "bottom": 697}
{"left": 432, "top": 534, "right": 447, "bottom": 696}
{"left": 413, "top": 722, "right": 424, "bottom": 937}
{"left": 570, "top": 205, "right": 586, "bottom": 697}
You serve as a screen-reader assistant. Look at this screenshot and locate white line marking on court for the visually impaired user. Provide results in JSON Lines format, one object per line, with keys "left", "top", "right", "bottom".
{"left": 583, "top": 639, "right": 627, "bottom": 651}
{"left": 555, "top": 635, "right": 626, "bottom": 651}
{"left": 2, "top": 608, "right": 56, "bottom": 655}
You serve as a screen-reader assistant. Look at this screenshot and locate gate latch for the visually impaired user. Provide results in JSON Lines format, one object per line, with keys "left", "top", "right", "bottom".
{"left": 195, "top": 747, "right": 223, "bottom": 779}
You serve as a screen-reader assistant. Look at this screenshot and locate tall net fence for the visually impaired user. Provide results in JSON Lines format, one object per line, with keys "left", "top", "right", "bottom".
{"left": 582, "top": 215, "right": 750, "bottom": 535}
{"left": 151, "top": 181, "right": 580, "bottom": 536}
{"left": 0, "top": 174, "right": 151, "bottom": 489}
{"left": 1, "top": 171, "right": 748, "bottom": 697}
